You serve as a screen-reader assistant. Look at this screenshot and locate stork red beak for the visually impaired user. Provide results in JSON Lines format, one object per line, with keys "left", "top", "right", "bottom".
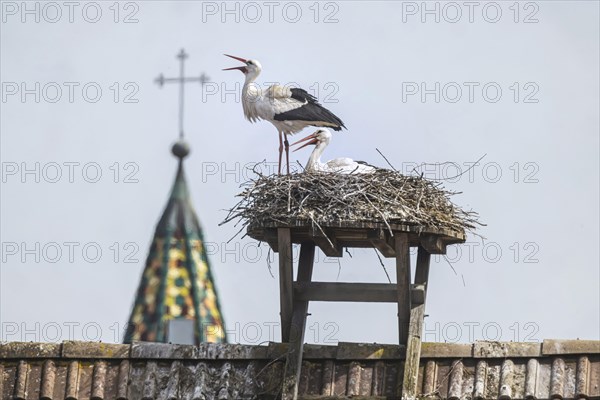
{"left": 291, "top": 132, "right": 319, "bottom": 152}
{"left": 223, "top": 54, "right": 248, "bottom": 73}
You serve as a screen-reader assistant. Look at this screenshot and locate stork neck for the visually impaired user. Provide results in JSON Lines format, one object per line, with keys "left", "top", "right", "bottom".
{"left": 242, "top": 74, "right": 261, "bottom": 103}
{"left": 243, "top": 70, "right": 260, "bottom": 86}
{"left": 306, "top": 142, "right": 327, "bottom": 171}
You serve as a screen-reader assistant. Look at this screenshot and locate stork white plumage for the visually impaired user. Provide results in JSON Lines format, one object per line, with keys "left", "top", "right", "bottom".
{"left": 292, "top": 129, "right": 375, "bottom": 174}
{"left": 223, "top": 54, "right": 346, "bottom": 174}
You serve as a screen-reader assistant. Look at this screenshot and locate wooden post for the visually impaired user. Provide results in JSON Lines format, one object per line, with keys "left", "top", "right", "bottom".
{"left": 395, "top": 233, "right": 411, "bottom": 345}
{"left": 414, "top": 245, "right": 431, "bottom": 288}
{"left": 282, "top": 243, "right": 315, "bottom": 400}
{"left": 278, "top": 228, "right": 293, "bottom": 342}
{"left": 402, "top": 245, "right": 431, "bottom": 400}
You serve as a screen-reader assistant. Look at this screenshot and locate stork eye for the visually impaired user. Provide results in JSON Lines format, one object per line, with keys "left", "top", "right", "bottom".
{"left": 247, "top": 61, "right": 253, "bottom": 65}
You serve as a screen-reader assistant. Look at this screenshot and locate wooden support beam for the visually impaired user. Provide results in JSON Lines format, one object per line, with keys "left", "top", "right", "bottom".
{"left": 402, "top": 302, "right": 426, "bottom": 400}
{"left": 395, "top": 234, "right": 411, "bottom": 345}
{"left": 367, "top": 229, "right": 396, "bottom": 258}
{"left": 294, "top": 282, "right": 398, "bottom": 303}
{"left": 282, "top": 243, "right": 315, "bottom": 400}
{"left": 309, "top": 226, "right": 343, "bottom": 257}
{"left": 411, "top": 284, "right": 425, "bottom": 305}
{"left": 415, "top": 245, "right": 431, "bottom": 289}
{"left": 263, "top": 228, "right": 279, "bottom": 253}
{"left": 421, "top": 235, "right": 446, "bottom": 255}
{"left": 278, "top": 228, "right": 294, "bottom": 342}
{"left": 402, "top": 246, "right": 431, "bottom": 400}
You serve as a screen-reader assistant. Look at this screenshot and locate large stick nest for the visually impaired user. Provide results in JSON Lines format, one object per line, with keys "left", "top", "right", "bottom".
{"left": 222, "top": 169, "right": 480, "bottom": 236}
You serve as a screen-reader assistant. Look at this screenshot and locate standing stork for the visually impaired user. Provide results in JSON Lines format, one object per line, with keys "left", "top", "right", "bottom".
{"left": 292, "top": 129, "right": 375, "bottom": 174}
{"left": 223, "top": 54, "right": 346, "bottom": 174}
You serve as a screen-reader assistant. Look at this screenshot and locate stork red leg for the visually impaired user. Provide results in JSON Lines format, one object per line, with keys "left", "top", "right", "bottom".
{"left": 284, "top": 135, "right": 290, "bottom": 175}
{"left": 278, "top": 131, "right": 284, "bottom": 175}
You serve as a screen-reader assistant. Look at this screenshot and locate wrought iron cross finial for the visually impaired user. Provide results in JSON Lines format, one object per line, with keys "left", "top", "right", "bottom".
{"left": 155, "top": 48, "right": 210, "bottom": 140}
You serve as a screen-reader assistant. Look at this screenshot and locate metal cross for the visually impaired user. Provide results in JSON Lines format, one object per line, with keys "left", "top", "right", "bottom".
{"left": 155, "top": 48, "right": 210, "bottom": 139}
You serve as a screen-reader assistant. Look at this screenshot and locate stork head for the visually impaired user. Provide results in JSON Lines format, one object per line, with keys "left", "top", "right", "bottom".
{"left": 223, "top": 54, "right": 262, "bottom": 79}
{"left": 292, "top": 129, "right": 332, "bottom": 151}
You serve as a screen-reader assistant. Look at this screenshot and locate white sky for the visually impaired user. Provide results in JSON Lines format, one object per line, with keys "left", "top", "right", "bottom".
{"left": 1, "top": 1, "right": 598, "bottom": 345}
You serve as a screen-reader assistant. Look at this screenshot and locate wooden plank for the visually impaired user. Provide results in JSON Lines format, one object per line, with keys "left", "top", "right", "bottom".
{"left": 294, "top": 282, "right": 398, "bottom": 302}
{"left": 309, "top": 226, "right": 343, "bottom": 257}
{"left": 402, "top": 246, "right": 431, "bottom": 400}
{"left": 248, "top": 225, "right": 466, "bottom": 252}
{"left": 395, "top": 233, "right": 411, "bottom": 345}
{"left": 420, "top": 235, "right": 447, "bottom": 255}
{"left": 278, "top": 228, "right": 294, "bottom": 342}
{"left": 414, "top": 245, "right": 431, "bottom": 304}
{"left": 264, "top": 228, "right": 279, "bottom": 253}
{"left": 291, "top": 244, "right": 315, "bottom": 342}
{"left": 542, "top": 339, "right": 600, "bottom": 355}
{"left": 402, "top": 302, "right": 426, "bottom": 399}
{"left": 248, "top": 220, "right": 466, "bottom": 243}
{"left": 411, "top": 284, "right": 425, "bottom": 305}
{"left": 282, "top": 243, "right": 316, "bottom": 400}
{"left": 367, "top": 229, "right": 396, "bottom": 258}
{"left": 336, "top": 342, "right": 405, "bottom": 360}
{"left": 414, "top": 246, "right": 431, "bottom": 286}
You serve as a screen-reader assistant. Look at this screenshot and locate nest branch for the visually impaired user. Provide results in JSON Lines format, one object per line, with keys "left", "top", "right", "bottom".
{"left": 220, "top": 169, "right": 481, "bottom": 236}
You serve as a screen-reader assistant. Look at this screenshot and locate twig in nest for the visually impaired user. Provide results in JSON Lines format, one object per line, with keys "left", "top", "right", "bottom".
{"left": 376, "top": 148, "right": 398, "bottom": 171}
{"left": 373, "top": 248, "right": 392, "bottom": 283}
{"left": 221, "top": 170, "right": 481, "bottom": 244}
{"left": 442, "top": 255, "right": 458, "bottom": 276}
{"left": 335, "top": 257, "right": 342, "bottom": 281}
{"left": 265, "top": 246, "right": 274, "bottom": 278}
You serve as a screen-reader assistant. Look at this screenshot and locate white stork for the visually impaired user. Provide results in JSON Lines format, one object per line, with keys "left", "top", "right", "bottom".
{"left": 223, "top": 54, "right": 346, "bottom": 174}
{"left": 292, "top": 129, "right": 375, "bottom": 174}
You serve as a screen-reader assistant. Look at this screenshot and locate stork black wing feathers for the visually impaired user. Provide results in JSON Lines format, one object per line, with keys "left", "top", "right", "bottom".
{"left": 289, "top": 88, "right": 319, "bottom": 104}
{"left": 274, "top": 88, "right": 346, "bottom": 131}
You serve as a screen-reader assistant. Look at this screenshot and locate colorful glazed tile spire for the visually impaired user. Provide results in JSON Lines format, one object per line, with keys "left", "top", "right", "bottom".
{"left": 124, "top": 146, "right": 226, "bottom": 344}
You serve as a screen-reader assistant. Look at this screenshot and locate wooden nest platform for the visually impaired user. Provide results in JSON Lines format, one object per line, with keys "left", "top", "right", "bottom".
{"left": 222, "top": 169, "right": 482, "bottom": 399}
{"left": 222, "top": 169, "right": 479, "bottom": 257}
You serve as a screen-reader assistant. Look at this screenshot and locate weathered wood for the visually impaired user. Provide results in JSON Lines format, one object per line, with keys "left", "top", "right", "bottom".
{"left": 414, "top": 246, "right": 431, "bottom": 287}
{"left": 247, "top": 221, "right": 465, "bottom": 257}
{"left": 411, "top": 284, "right": 425, "bottom": 305}
{"left": 414, "top": 245, "right": 431, "bottom": 304}
{"left": 295, "top": 244, "right": 315, "bottom": 283}
{"left": 402, "top": 303, "right": 426, "bottom": 400}
{"left": 249, "top": 220, "right": 465, "bottom": 241}
{"left": 420, "top": 235, "right": 447, "bottom": 255}
{"left": 309, "top": 226, "right": 343, "bottom": 257}
{"left": 282, "top": 243, "right": 316, "bottom": 400}
{"left": 542, "top": 339, "right": 600, "bottom": 355}
{"left": 294, "top": 282, "right": 398, "bottom": 303}
{"left": 402, "top": 246, "right": 431, "bottom": 400}
{"left": 264, "top": 228, "right": 279, "bottom": 253}
{"left": 278, "top": 228, "right": 294, "bottom": 342}
{"left": 336, "top": 342, "right": 405, "bottom": 360}
{"left": 368, "top": 228, "right": 396, "bottom": 258}
{"left": 395, "top": 233, "right": 411, "bottom": 345}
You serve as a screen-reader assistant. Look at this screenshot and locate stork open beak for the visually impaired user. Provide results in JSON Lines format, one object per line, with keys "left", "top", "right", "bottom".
{"left": 291, "top": 132, "right": 319, "bottom": 152}
{"left": 223, "top": 54, "right": 248, "bottom": 73}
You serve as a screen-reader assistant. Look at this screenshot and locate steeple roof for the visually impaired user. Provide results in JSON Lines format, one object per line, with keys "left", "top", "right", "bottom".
{"left": 124, "top": 144, "right": 226, "bottom": 344}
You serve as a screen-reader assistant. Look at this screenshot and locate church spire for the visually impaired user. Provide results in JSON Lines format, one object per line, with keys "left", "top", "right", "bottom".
{"left": 124, "top": 50, "right": 226, "bottom": 344}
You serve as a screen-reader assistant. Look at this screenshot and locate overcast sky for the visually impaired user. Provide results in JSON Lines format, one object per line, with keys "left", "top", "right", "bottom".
{"left": 1, "top": 1, "right": 598, "bottom": 345}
